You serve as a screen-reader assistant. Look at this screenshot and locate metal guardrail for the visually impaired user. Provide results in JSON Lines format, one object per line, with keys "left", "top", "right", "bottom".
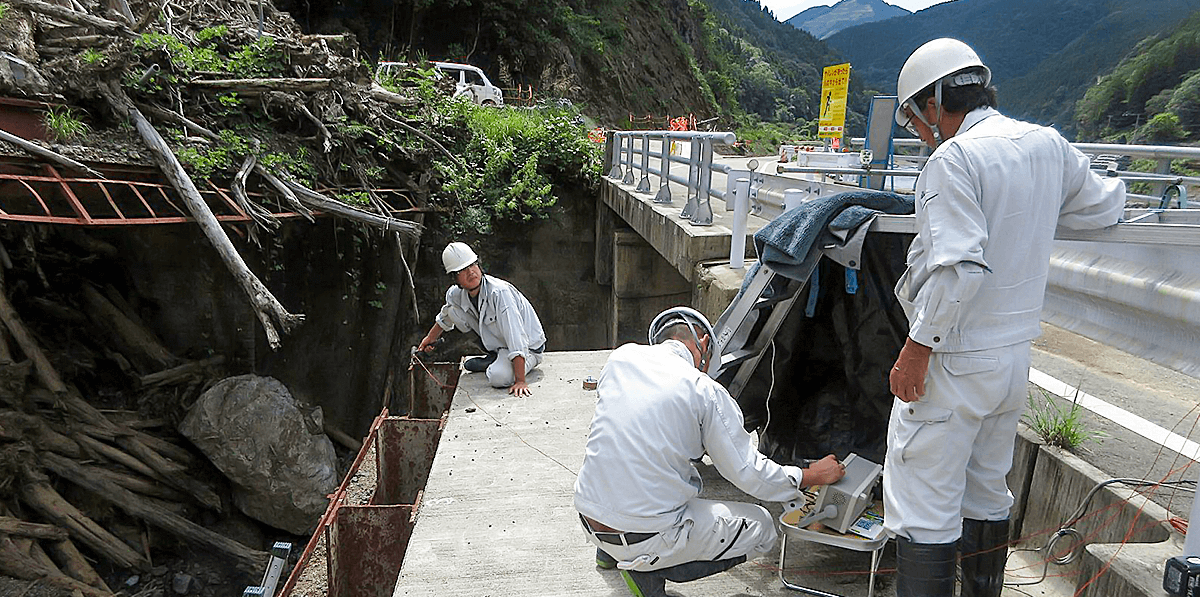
{"left": 607, "top": 130, "right": 736, "bottom": 226}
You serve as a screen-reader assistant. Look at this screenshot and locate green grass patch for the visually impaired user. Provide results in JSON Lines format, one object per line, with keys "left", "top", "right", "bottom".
{"left": 42, "top": 107, "right": 90, "bottom": 143}
{"left": 1023, "top": 388, "right": 1104, "bottom": 451}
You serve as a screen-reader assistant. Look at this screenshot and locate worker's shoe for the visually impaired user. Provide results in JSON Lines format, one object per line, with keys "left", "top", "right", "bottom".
{"left": 659, "top": 555, "right": 746, "bottom": 582}
{"left": 894, "top": 536, "right": 957, "bottom": 597}
{"left": 619, "top": 556, "right": 747, "bottom": 596}
{"left": 463, "top": 351, "right": 497, "bottom": 372}
{"left": 620, "top": 569, "right": 666, "bottom": 597}
{"left": 596, "top": 548, "right": 617, "bottom": 570}
{"left": 960, "top": 518, "right": 1009, "bottom": 597}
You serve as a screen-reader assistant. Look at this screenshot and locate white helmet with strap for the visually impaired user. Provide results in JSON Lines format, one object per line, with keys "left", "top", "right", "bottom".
{"left": 442, "top": 242, "right": 478, "bottom": 274}
{"left": 894, "top": 38, "right": 991, "bottom": 143}
{"left": 648, "top": 306, "right": 715, "bottom": 370}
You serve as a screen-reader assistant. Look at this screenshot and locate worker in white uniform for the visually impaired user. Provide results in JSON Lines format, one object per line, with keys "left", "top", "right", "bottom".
{"left": 574, "top": 306, "right": 845, "bottom": 597}
{"left": 885, "top": 38, "right": 1126, "bottom": 597}
{"left": 417, "top": 242, "right": 546, "bottom": 397}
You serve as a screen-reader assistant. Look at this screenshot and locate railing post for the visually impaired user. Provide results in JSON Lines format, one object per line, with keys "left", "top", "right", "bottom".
{"left": 784, "top": 188, "right": 804, "bottom": 213}
{"left": 622, "top": 134, "right": 635, "bottom": 185}
{"left": 654, "top": 133, "right": 672, "bottom": 204}
{"left": 607, "top": 132, "right": 622, "bottom": 179}
{"left": 681, "top": 137, "right": 701, "bottom": 220}
{"left": 691, "top": 137, "right": 714, "bottom": 225}
{"left": 637, "top": 133, "right": 651, "bottom": 192}
{"left": 730, "top": 177, "right": 750, "bottom": 269}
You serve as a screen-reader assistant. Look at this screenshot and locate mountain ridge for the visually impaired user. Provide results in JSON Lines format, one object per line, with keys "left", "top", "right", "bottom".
{"left": 785, "top": 0, "right": 909, "bottom": 40}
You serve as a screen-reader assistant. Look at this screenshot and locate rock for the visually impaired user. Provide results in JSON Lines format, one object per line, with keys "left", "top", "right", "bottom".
{"left": 172, "top": 573, "right": 193, "bottom": 595}
{"left": 179, "top": 375, "right": 337, "bottom": 534}
{"left": 124, "top": 575, "right": 139, "bottom": 587}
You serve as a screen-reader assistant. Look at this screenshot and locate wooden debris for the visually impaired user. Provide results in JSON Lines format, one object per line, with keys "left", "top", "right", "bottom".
{"left": 0, "top": 516, "right": 68, "bottom": 540}
{"left": 20, "top": 480, "right": 150, "bottom": 570}
{"left": 0, "top": 127, "right": 106, "bottom": 179}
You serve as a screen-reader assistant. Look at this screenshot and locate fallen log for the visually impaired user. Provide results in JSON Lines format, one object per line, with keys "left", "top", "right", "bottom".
{"left": 114, "top": 436, "right": 222, "bottom": 512}
{"left": 187, "top": 77, "right": 335, "bottom": 92}
{"left": 73, "top": 432, "right": 159, "bottom": 482}
{"left": 84, "top": 465, "right": 187, "bottom": 502}
{"left": 42, "top": 452, "right": 268, "bottom": 574}
{"left": 100, "top": 81, "right": 305, "bottom": 350}
{"left": 0, "top": 516, "right": 68, "bottom": 540}
{"left": 138, "top": 355, "right": 225, "bottom": 388}
{"left": 0, "top": 128, "right": 106, "bottom": 179}
{"left": 78, "top": 284, "right": 178, "bottom": 373}
{"left": 0, "top": 286, "right": 69, "bottom": 394}
{"left": 20, "top": 480, "right": 149, "bottom": 570}
{"left": 8, "top": 0, "right": 133, "bottom": 37}
{"left": 47, "top": 538, "right": 112, "bottom": 593}
{"left": 0, "top": 535, "right": 113, "bottom": 597}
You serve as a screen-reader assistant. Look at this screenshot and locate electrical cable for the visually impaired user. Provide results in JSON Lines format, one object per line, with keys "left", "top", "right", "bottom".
{"left": 1004, "top": 477, "right": 1196, "bottom": 586}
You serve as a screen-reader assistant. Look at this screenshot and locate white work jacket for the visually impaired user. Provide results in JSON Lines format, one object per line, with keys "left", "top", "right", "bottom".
{"left": 573, "top": 340, "right": 804, "bottom": 532}
{"left": 896, "top": 107, "right": 1125, "bottom": 353}
{"left": 435, "top": 274, "right": 546, "bottom": 363}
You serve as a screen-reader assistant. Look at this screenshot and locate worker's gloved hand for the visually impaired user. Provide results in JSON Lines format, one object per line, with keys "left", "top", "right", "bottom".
{"left": 802, "top": 454, "right": 846, "bottom": 487}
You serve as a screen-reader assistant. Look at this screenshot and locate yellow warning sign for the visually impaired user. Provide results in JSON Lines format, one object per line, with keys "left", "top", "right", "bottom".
{"left": 818, "top": 63, "right": 850, "bottom": 139}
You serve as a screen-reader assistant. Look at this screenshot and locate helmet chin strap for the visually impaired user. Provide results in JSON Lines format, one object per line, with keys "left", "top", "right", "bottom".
{"left": 907, "top": 78, "right": 945, "bottom": 147}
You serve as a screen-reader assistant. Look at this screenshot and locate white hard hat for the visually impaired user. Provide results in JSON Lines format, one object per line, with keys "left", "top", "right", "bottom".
{"left": 442, "top": 242, "right": 478, "bottom": 274}
{"left": 648, "top": 306, "right": 716, "bottom": 370}
{"left": 895, "top": 38, "right": 991, "bottom": 127}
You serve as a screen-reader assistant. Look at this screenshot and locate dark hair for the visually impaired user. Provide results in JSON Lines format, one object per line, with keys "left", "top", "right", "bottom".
{"left": 659, "top": 322, "right": 697, "bottom": 344}
{"left": 913, "top": 81, "right": 998, "bottom": 115}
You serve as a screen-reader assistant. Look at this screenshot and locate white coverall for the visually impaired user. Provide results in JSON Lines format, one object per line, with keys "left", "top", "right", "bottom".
{"left": 434, "top": 274, "right": 546, "bottom": 387}
{"left": 574, "top": 340, "right": 806, "bottom": 571}
{"left": 884, "top": 107, "right": 1125, "bottom": 543}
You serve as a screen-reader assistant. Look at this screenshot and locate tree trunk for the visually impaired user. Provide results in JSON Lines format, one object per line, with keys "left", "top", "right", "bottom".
{"left": 20, "top": 481, "right": 149, "bottom": 570}
{"left": 42, "top": 452, "right": 268, "bottom": 574}
{"left": 78, "top": 283, "right": 178, "bottom": 374}
{"left": 99, "top": 81, "right": 304, "bottom": 350}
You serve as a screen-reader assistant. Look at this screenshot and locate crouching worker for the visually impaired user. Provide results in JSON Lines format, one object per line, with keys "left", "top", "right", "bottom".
{"left": 574, "top": 306, "right": 846, "bottom": 597}
{"left": 417, "top": 242, "right": 546, "bottom": 397}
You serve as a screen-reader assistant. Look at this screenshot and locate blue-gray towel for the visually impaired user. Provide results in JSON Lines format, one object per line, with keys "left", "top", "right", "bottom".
{"left": 751, "top": 190, "right": 914, "bottom": 283}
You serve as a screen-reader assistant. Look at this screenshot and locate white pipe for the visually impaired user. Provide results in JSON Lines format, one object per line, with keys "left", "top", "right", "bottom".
{"left": 784, "top": 188, "right": 804, "bottom": 213}
{"left": 731, "top": 178, "right": 750, "bottom": 269}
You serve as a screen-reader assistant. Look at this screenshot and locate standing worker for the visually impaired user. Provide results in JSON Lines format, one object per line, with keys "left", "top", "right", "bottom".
{"left": 574, "top": 306, "right": 845, "bottom": 597}
{"left": 418, "top": 242, "right": 546, "bottom": 397}
{"left": 885, "top": 38, "right": 1125, "bottom": 596}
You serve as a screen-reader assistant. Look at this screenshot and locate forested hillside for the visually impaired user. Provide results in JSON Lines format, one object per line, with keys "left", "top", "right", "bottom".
{"left": 1075, "top": 12, "right": 1200, "bottom": 144}
{"left": 275, "top": 0, "right": 867, "bottom": 133}
{"left": 825, "top": 0, "right": 1198, "bottom": 137}
{"left": 785, "top": 0, "right": 908, "bottom": 41}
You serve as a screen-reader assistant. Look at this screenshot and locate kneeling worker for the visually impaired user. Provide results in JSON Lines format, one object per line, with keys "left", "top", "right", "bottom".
{"left": 417, "top": 242, "right": 546, "bottom": 397}
{"left": 574, "top": 306, "right": 845, "bottom": 597}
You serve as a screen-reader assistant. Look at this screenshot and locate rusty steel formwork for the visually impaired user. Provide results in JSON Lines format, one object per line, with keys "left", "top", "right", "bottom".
{"left": 278, "top": 361, "right": 460, "bottom": 597}
{"left": 0, "top": 156, "right": 304, "bottom": 225}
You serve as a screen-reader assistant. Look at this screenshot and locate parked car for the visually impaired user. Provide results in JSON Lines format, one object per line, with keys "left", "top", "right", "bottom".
{"left": 375, "top": 61, "right": 504, "bottom": 107}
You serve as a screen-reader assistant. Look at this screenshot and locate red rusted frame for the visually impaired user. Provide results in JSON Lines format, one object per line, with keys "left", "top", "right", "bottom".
{"left": 0, "top": 158, "right": 310, "bottom": 225}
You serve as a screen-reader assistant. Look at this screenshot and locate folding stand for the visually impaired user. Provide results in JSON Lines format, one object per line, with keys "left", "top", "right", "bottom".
{"left": 777, "top": 514, "right": 887, "bottom": 597}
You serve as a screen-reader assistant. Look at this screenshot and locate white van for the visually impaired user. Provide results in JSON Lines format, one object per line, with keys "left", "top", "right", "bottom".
{"left": 375, "top": 61, "right": 504, "bottom": 107}
{"left": 433, "top": 62, "right": 504, "bottom": 107}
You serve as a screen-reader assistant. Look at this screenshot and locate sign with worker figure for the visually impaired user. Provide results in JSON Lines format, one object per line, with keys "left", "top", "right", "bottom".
{"left": 818, "top": 63, "right": 851, "bottom": 139}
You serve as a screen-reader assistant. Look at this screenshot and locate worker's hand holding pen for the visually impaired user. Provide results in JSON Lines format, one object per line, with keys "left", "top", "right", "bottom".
{"left": 801, "top": 454, "right": 846, "bottom": 488}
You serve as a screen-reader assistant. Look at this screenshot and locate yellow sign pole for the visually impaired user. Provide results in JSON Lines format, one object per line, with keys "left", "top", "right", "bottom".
{"left": 818, "top": 62, "right": 851, "bottom": 144}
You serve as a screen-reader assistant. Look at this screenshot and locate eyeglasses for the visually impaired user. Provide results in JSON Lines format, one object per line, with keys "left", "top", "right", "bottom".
{"left": 901, "top": 105, "right": 920, "bottom": 138}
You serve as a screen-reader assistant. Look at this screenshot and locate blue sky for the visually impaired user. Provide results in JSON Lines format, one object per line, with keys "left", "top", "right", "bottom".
{"left": 762, "top": 0, "right": 955, "bottom": 22}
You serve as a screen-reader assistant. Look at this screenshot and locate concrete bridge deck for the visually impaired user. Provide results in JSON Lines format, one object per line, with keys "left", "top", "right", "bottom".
{"left": 391, "top": 350, "right": 1163, "bottom": 597}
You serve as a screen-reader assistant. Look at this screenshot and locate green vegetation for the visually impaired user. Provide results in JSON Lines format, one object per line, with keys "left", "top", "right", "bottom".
{"left": 42, "top": 107, "right": 90, "bottom": 143}
{"left": 80, "top": 49, "right": 104, "bottom": 64}
{"left": 433, "top": 97, "right": 602, "bottom": 235}
{"left": 132, "top": 29, "right": 286, "bottom": 79}
{"left": 1076, "top": 11, "right": 1200, "bottom": 141}
{"left": 0, "top": 3, "right": 10, "bottom": 20}
{"left": 1023, "top": 389, "right": 1103, "bottom": 451}
{"left": 734, "top": 118, "right": 816, "bottom": 155}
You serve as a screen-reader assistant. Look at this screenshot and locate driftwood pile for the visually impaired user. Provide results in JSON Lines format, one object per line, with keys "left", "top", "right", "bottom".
{"left": 0, "top": 251, "right": 269, "bottom": 595}
{"left": 0, "top": 0, "right": 452, "bottom": 593}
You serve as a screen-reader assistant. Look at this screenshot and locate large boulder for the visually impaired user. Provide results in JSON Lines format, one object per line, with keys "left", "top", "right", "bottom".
{"left": 179, "top": 375, "right": 337, "bottom": 534}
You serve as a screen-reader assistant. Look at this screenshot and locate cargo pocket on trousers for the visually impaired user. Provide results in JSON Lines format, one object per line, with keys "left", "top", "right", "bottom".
{"left": 894, "top": 403, "right": 954, "bottom": 469}
{"left": 942, "top": 354, "right": 999, "bottom": 377}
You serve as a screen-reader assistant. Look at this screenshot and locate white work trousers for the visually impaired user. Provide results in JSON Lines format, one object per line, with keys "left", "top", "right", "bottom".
{"left": 485, "top": 351, "right": 542, "bottom": 388}
{"left": 584, "top": 498, "right": 777, "bottom": 572}
{"left": 883, "top": 341, "right": 1030, "bottom": 544}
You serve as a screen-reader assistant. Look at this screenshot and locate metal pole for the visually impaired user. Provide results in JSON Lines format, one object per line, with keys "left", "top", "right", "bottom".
{"left": 691, "top": 138, "right": 714, "bottom": 225}
{"left": 731, "top": 178, "right": 750, "bottom": 269}
{"left": 655, "top": 135, "right": 672, "bottom": 204}
{"left": 637, "top": 133, "right": 651, "bottom": 192}
{"left": 622, "top": 134, "right": 635, "bottom": 185}
{"left": 681, "top": 138, "right": 701, "bottom": 220}
{"left": 608, "top": 132, "right": 623, "bottom": 179}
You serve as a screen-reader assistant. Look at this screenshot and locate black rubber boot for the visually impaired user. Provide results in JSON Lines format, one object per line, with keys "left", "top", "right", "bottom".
{"left": 620, "top": 569, "right": 666, "bottom": 597}
{"left": 463, "top": 351, "right": 497, "bottom": 372}
{"left": 960, "top": 518, "right": 1009, "bottom": 597}
{"left": 895, "top": 536, "right": 957, "bottom": 597}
